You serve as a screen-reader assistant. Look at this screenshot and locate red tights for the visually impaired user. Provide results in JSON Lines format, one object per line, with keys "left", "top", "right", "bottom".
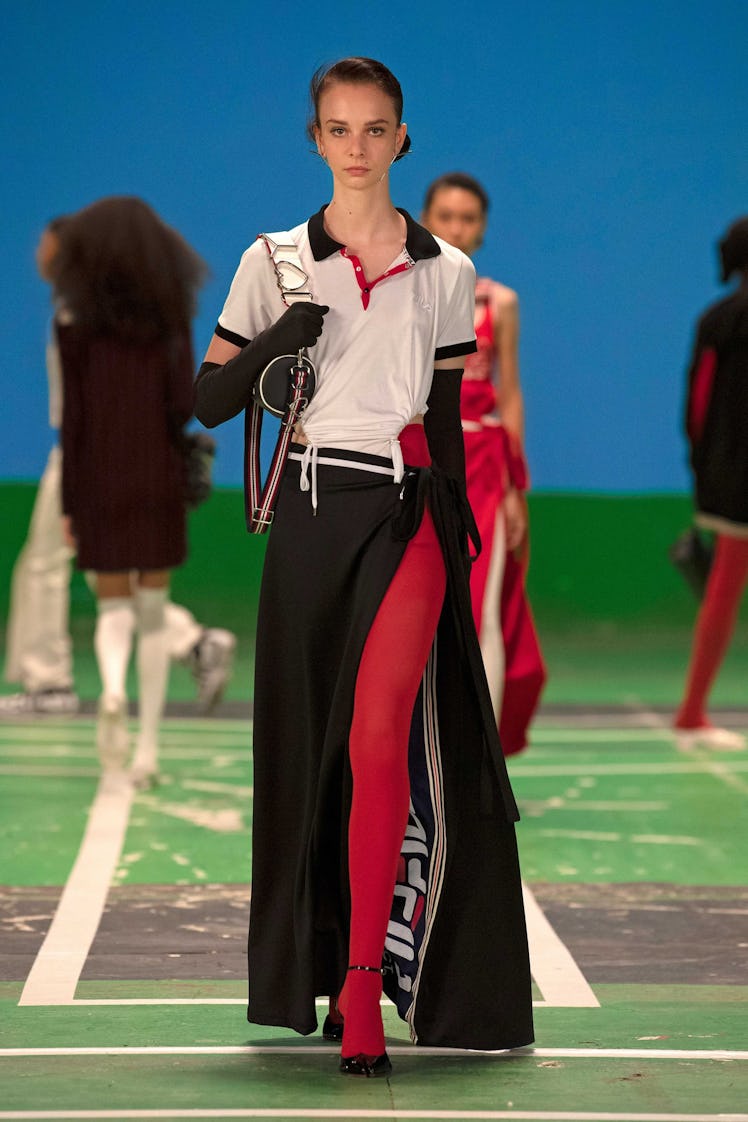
{"left": 675, "top": 534, "right": 748, "bottom": 729}
{"left": 338, "top": 508, "right": 446, "bottom": 1057}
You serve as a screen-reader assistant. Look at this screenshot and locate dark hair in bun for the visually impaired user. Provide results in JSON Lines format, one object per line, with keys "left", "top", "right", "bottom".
{"left": 307, "top": 57, "right": 412, "bottom": 161}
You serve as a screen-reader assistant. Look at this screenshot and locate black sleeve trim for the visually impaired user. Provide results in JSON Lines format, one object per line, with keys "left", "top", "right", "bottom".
{"left": 215, "top": 322, "right": 250, "bottom": 348}
{"left": 434, "top": 339, "right": 478, "bottom": 360}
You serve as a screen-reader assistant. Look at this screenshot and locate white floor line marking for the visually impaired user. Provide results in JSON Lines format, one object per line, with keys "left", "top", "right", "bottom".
{"left": 522, "top": 883, "right": 599, "bottom": 1007}
{"left": 1, "top": 1114, "right": 747, "bottom": 1122}
{"left": 509, "top": 760, "right": 748, "bottom": 777}
{"left": 9, "top": 714, "right": 732, "bottom": 1013}
{"left": 70, "top": 999, "right": 248, "bottom": 1005}
{"left": 0, "top": 745, "right": 249, "bottom": 759}
{"left": 18, "top": 770, "right": 134, "bottom": 1007}
{"left": 0, "top": 765, "right": 101, "bottom": 778}
{"left": 12, "top": 745, "right": 590, "bottom": 1013}
{"left": 181, "top": 779, "right": 253, "bottom": 796}
{"left": 0, "top": 725, "right": 250, "bottom": 746}
{"left": 1, "top": 1046, "right": 746, "bottom": 1060}
{"left": 622, "top": 704, "right": 748, "bottom": 797}
{"left": 701, "top": 758, "right": 748, "bottom": 796}
{"left": 31, "top": 997, "right": 551, "bottom": 1007}
{"left": 64, "top": 998, "right": 357, "bottom": 1008}
{"left": 0, "top": 745, "right": 88, "bottom": 756}
{"left": 528, "top": 729, "right": 678, "bottom": 742}
{"left": 135, "top": 796, "right": 244, "bottom": 833}
{"left": 522, "top": 800, "right": 669, "bottom": 812}
{"left": 536, "top": 829, "right": 706, "bottom": 847}
{"left": 676, "top": 742, "right": 748, "bottom": 797}
{"left": 0, "top": 715, "right": 251, "bottom": 732}
{"left": 1, "top": 767, "right": 249, "bottom": 783}
{"left": 27, "top": 875, "right": 583, "bottom": 1009}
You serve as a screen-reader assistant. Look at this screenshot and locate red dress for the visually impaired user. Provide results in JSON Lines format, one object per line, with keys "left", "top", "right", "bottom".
{"left": 462, "top": 281, "right": 546, "bottom": 755}
{"left": 59, "top": 325, "right": 194, "bottom": 572}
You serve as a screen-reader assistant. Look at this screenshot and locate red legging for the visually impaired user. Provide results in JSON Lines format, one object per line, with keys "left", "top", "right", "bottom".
{"left": 675, "top": 533, "right": 748, "bottom": 729}
{"left": 340, "top": 507, "right": 446, "bottom": 1057}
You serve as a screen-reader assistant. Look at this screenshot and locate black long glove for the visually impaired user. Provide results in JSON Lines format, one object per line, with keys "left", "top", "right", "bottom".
{"left": 423, "top": 368, "right": 466, "bottom": 487}
{"left": 195, "top": 302, "right": 329, "bottom": 428}
{"left": 424, "top": 368, "right": 480, "bottom": 563}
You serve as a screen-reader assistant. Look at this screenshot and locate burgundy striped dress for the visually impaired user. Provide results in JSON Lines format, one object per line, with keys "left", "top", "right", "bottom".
{"left": 58, "top": 324, "right": 194, "bottom": 571}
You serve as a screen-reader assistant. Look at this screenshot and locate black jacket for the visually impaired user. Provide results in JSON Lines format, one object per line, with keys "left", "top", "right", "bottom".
{"left": 686, "top": 289, "right": 748, "bottom": 527}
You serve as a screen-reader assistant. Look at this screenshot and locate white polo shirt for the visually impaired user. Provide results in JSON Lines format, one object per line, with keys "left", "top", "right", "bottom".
{"left": 216, "top": 206, "right": 477, "bottom": 465}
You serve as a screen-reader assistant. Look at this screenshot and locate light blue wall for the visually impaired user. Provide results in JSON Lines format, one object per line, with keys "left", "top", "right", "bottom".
{"left": 2, "top": 0, "right": 746, "bottom": 491}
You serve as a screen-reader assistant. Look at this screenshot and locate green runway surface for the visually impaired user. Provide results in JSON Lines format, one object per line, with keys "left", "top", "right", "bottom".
{"left": 1, "top": 714, "right": 746, "bottom": 1120}
{"left": 1, "top": 485, "right": 747, "bottom": 1117}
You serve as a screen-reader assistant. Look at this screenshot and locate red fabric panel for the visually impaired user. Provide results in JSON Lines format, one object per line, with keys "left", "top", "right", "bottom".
{"left": 499, "top": 544, "right": 547, "bottom": 755}
{"left": 675, "top": 534, "right": 748, "bottom": 728}
{"left": 688, "top": 347, "right": 717, "bottom": 444}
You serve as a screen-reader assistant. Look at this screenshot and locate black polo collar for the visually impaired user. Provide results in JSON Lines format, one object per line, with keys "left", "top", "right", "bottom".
{"left": 308, "top": 205, "right": 441, "bottom": 262}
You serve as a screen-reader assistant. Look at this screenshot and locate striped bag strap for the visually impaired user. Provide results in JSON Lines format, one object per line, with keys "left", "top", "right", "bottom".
{"left": 247, "top": 233, "right": 314, "bottom": 535}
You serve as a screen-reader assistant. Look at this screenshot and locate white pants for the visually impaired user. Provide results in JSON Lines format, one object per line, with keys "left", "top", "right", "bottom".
{"left": 4, "top": 445, "right": 204, "bottom": 691}
{"left": 478, "top": 506, "right": 507, "bottom": 724}
{"left": 5, "top": 447, "right": 73, "bottom": 691}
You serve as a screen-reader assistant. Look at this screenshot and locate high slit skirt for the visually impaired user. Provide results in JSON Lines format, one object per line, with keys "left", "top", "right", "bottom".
{"left": 248, "top": 441, "right": 534, "bottom": 1050}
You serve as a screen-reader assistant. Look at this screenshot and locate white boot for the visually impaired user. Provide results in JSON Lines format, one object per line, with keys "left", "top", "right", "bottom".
{"left": 94, "top": 597, "right": 135, "bottom": 770}
{"left": 130, "top": 586, "right": 169, "bottom": 788}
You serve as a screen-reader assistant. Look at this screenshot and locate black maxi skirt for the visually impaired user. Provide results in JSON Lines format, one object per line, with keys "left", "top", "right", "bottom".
{"left": 248, "top": 444, "right": 534, "bottom": 1051}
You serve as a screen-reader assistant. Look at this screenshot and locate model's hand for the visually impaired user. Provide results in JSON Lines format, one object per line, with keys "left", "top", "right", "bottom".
{"left": 504, "top": 487, "right": 527, "bottom": 553}
{"left": 266, "top": 302, "right": 329, "bottom": 353}
{"left": 61, "top": 515, "right": 77, "bottom": 551}
{"left": 196, "top": 303, "right": 329, "bottom": 429}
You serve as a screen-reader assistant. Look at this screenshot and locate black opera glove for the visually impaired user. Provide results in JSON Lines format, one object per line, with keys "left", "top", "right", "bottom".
{"left": 195, "top": 302, "right": 329, "bottom": 428}
{"left": 423, "top": 368, "right": 466, "bottom": 489}
{"left": 424, "top": 368, "right": 480, "bottom": 565}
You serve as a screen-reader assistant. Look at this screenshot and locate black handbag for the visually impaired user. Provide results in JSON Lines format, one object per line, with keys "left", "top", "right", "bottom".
{"left": 668, "top": 526, "right": 714, "bottom": 599}
{"left": 252, "top": 351, "right": 317, "bottom": 417}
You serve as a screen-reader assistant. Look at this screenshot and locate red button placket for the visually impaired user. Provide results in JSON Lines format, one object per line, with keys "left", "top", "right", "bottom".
{"left": 341, "top": 248, "right": 412, "bottom": 310}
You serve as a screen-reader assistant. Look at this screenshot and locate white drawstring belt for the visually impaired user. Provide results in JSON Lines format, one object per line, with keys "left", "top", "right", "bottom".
{"left": 390, "top": 439, "right": 405, "bottom": 485}
{"left": 298, "top": 444, "right": 319, "bottom": 513}
{"left": 295, "top": 439, "right": 404, "bottom": 515}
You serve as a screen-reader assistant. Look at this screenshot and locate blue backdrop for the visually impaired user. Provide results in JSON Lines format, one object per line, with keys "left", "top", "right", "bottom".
{"left": 2, "top": 0, "right": 746, "bottom": 492}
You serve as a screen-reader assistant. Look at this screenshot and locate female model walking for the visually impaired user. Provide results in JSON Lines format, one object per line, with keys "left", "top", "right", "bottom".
{"left": 674, "top": 217, "right": 748, "bottom": 750}
{"left": 421, "top": 173, "right": 545, "bottom": 755}
{"left": 1, "top": 216, "right": 235, "bottom": 722}
{"left": 56, "top": 196, "right": 206, "bottom": 784}
{"left": 196, "top": 58, "right": 533, "bottom": 1076}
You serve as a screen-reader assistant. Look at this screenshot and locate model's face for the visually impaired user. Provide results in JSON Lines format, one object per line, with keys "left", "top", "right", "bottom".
{"left": 36, "top": 227, "right": 61, "bottom": 281}
{"left": 422, "top": 187, "right": 486, "bottom": 256}
{"left": 314, "top": 82, "right": 407, "bottom": 189}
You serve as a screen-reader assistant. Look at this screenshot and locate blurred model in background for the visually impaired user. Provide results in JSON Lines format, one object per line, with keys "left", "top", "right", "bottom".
{"left": 421, "top": 172, "right": 545, "bottom": 755}
{"left": 1, "top": 217, "right": 236, "bottom": 723}
{"left": 674, "top": 217, "right": 748, "bottom": 750}
{"left": 53, "top": 195, "right": 207, "bottom": 784}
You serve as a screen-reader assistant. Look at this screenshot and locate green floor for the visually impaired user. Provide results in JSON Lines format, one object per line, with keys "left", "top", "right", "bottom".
{"left": 1, "top": 715, "right": 746, "bottom": 1119}
{"left": 1, "top": 485, "right": 746, "bottom": 1118}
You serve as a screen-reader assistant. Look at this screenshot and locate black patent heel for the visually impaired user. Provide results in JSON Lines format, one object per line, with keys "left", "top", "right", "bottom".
{"left": 322, "top": 995, "right": 343, "bottom": 1041}
{"left": 339, "top": 1051, "right": 392, "bottom": 1077}
{"left": 339, "top": 965, "right": 391, "bottom": 1077}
